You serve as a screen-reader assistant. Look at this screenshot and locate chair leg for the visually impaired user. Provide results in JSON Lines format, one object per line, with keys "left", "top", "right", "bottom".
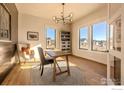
{"left": 39, "top": 63, "right": 42, "bottom": 70}
{"left": 56, "top": 62, "right": 61, "bottom": 72}
{"left": 53, "top": 60, "right": 56, "bottom": 81}
{"left": 41, "top": 66, "right": 44, "bottom": 76}
{"left": 66, "top": 55, "right": 70, "bottom": 76}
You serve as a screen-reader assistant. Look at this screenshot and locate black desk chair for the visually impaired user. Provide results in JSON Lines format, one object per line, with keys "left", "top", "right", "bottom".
{"left": 38, "top": 47, "right": 61, "bottom": 76}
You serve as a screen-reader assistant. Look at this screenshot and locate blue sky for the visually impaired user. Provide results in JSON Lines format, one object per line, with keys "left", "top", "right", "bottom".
{"left": 93, "top": 21, "right": 107, "bottom": 41}
{"left": 47, "top": 27, "right": 55, "bottom": 40}
{"left": 80, "top": 21, "right": 107, "bottom": 41}
{"left": 80, "top": 27, "right": 88, "bottom": 39}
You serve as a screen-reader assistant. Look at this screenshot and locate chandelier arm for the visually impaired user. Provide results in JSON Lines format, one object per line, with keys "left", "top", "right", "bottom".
{"left": 62, "top": 3, "right": 64, "bottom": 18}
{"left": 56, "top": 18, "right": 63, "bottom": 20}
{"left": 63, "top": 17, "right": 72, "bottom": 21}
{"left": 64, "top": 16, "right": 72, "bottom": 19}
{"left": 63, "top": 19, "right": 71, "bottom": 20}
{"left": 65, "top": 14, "right": 73, "bottom": 18}
{"left": 56, "top": 18, "right": 62, "bottom": 20}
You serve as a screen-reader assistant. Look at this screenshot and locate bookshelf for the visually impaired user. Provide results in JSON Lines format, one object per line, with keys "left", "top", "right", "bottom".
{"left": 60, "top": 31, "right": 71, "bottom": 52}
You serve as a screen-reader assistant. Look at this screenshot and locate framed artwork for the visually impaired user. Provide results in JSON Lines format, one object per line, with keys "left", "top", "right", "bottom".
{"left": 0, "top": 4, "right": 11, "bottom": 40}
{"left": 27, "top": 31, "right": 39, "bottom": 41}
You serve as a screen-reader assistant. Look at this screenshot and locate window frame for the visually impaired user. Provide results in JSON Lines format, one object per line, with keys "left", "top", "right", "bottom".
{"left": 109, "top": 16, "right": 121, "bottom": 52}
{"left": 91, "top": 21, "right": 107, "bottom": 52}
{"left": 79, "top": 26, "right": 89, "bottom": 50}
{"left": 46, "top": 27, "right": 56, "bottom": 49}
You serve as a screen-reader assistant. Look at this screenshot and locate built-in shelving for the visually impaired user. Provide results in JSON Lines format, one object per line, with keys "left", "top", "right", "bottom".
{"left": 60, "top": 31, "right": 71, "bottom": 52}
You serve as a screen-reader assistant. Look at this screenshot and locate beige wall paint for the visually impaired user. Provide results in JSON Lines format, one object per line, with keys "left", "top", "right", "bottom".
{"left": 18, "top": 13, "right": 71, "bottom": 58}
{"left": 109, "top": 3, "right": 122, "bottom": 18}
{"left": 71, "top": 6, "right": 108, "bottom": 64}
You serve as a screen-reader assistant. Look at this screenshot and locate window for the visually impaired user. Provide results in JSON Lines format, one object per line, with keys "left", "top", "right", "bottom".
{"left": 46, "top": 27, "right": 56, "bottom": 49}
{"left": 110, "top": 17, "right": 121, "bottom": 51}
{"left": 79, "top": 27, "right": 88, "bottom": 49}
{"left": 92, "top": 21, "right": 107, "bottom": 52}
{"left": 110, "top": 24, "right": 114, "bottom": 50}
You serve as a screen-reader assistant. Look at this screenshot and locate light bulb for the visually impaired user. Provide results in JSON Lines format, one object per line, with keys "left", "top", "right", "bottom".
{"left": 70, "top": 19, "right": 72, "bottom": 22}
{"left": 55, "top": 20, "right": 58, "bottom": 23}
{"left": 70, "top": 13, "right": 73, "bottom": 17}
{"left": 53, "top": 16, "right": 56, "bottom": 20}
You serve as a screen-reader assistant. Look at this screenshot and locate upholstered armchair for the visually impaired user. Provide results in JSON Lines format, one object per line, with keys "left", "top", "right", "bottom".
{"left": 17, "top": 43, "right": 35, "bottom": 63}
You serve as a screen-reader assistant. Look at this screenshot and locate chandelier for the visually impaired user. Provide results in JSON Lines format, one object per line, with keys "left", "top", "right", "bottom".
{"left": 53, "top": 3, "right": 73, "bottom": 24}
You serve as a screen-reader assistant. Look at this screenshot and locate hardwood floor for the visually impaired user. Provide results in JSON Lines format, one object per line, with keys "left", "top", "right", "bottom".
{"left": 69, "top": 56, "right": 107, "bottom": 85}
{"left": 2, "top": 55, "right": 107, "bottom": 85}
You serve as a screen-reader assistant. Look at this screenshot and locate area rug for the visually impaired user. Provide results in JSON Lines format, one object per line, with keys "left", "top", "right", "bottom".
{"left": 31, "top": 64, "right": 85, "bottom": 85}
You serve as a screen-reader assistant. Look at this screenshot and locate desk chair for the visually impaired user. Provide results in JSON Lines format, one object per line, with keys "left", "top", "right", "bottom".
{"left": 38, "top": 47, "right": 61, "bottom": 76}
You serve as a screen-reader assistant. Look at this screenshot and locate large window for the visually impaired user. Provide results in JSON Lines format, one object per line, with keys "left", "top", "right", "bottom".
{"left": 79, "top": 27, "right": 88, "bottom": 49}
{"left": 46, "top": 27, "right": 56, "bottom": 49}
{"left": 92, "top": 21, "right": 107, "bottom": 52}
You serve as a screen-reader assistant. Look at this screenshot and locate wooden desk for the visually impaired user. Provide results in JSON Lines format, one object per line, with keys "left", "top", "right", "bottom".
{"left": 45, "top": 51, "right": 71, "bottom": 81}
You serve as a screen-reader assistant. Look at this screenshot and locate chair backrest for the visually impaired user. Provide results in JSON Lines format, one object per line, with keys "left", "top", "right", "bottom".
{"left": 38, "top": 47, "right": 45, "bottom": 65}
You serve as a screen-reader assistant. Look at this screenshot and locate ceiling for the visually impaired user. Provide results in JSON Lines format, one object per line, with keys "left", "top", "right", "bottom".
{"left": 15, "top": 3, "right": 106, "bottom": 22}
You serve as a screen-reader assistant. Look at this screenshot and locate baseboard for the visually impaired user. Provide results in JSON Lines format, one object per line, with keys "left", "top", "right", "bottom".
{"left": 71, "top": 54, "right": 107, "bottom": 66}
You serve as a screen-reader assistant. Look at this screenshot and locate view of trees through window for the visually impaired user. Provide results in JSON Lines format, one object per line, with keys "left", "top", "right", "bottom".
{"left": 92, "top": 21, "right": 107, "bottom": 52}
{"left": 79, "top": 27, "right": 88, "bottom": 49}
{"left": 46, "top": 27, "right": 56, "bottom": 49}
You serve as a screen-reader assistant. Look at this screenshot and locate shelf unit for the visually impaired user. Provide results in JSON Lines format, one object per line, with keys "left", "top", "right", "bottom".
{"left": 60, "top": 31, "right": 71, "bottom": 52}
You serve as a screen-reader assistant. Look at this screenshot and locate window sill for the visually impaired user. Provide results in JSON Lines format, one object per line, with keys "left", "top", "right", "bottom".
{"left": 79, "top": 48, "right": 88, "bottom": 50}
{"left": 91, "top": 50, "right": 109, "bottom": 54}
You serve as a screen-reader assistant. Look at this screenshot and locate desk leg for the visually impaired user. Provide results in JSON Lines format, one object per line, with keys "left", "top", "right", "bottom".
{"left": 53, "top": 59, "right": 56, "bottom": 81}
{"left": 66, "top": 55, "right": 70, "bottom": 76}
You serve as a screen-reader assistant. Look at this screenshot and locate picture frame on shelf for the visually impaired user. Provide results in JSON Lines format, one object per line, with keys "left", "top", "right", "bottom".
{"left": 27, "top": 31, "right": 39, "bottom": 41}
{"left": 0, "top": 29, "right": 8, "bottom": 39}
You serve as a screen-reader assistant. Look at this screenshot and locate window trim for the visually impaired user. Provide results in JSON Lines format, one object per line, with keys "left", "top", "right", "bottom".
{"left": 46, "top": 27, "right": 56, "bottom": 49}
{"left": 79, "top": 26, "right": 89, "bottom": 50}
{"left": 91, "top": 21, "right": 107, "bottom": 52}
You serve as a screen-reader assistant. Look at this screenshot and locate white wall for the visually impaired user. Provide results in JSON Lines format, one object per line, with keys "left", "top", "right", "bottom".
{"left": 18, "top": 13, "right": 71, "bottom": 58}
{"left": 71, "top": 6, "right": 108, "bottom": 64}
